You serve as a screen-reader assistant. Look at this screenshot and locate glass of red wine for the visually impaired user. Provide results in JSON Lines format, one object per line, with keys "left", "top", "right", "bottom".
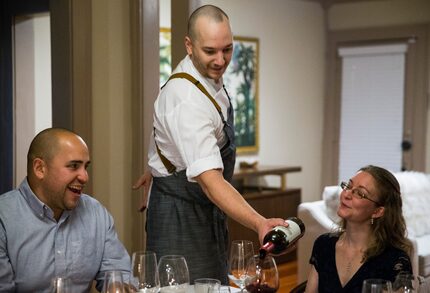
{"left": 245, "top": 255, "right": 279, "bottom": 293}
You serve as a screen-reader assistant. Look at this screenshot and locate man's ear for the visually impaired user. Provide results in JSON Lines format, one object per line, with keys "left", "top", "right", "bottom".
{"left": 185, "top": 36, "right": 193, "bottom": 56}
{"left": 373, "top": 206, "right": 385, "bottom": 219}
{"left": 33, "top": 158, "right": 46, "bottom": 179}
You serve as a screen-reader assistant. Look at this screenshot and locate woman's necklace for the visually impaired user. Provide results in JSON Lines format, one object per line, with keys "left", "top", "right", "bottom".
{"left": 339, "top": 235, "right": 364, "bottom": 276}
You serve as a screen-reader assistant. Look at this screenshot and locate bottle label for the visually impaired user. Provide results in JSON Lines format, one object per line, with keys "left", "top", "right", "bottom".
{"left": 274, "top": 220, "right": 302, "bottom": 242}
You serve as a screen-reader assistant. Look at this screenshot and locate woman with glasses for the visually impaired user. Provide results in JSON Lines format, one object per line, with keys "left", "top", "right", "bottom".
{"left": 305, "top": 165, "right": 413, "bottom": 293}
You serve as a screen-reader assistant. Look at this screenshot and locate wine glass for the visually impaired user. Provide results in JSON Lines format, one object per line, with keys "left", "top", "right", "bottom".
{"left": 245, "top": 255, "right": 279, "bottom": 293}
{"left": 158, "top": 255, "right": 189, "bottom": 293}
{"left": 194, "top": 278, "right": 221, "bottom": 293}
{"left": 393, "top": 272, "right": 430, "bottom": 293}
{"left": 131, "top": 251, "right": 160, "bottom": 292}
{"left": 51, "top": 277, "right": 70, "bottom": 293}
{"left": 393, "top": 272, "right": 416, "bottom": 292}
{"left": 227, "top": 240, "right": 255, "bottom": 292}
{"left": 362, "top": 279, "right": 392, "bottom": 293}
{"left": 102, "top": 271, "right": 125, "bottom": 293}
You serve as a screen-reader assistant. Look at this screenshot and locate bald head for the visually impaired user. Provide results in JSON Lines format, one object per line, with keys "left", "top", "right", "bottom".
{"left": 27, "top": 128, "right": 86, "bottom": 175}
{"left": 187, "top": 5, "right": 229, "bottom": 42}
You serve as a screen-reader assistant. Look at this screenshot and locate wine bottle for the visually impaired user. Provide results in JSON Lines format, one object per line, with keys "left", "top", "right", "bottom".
{"left": 259, "top": 217, "right": 305, "bottom": 259}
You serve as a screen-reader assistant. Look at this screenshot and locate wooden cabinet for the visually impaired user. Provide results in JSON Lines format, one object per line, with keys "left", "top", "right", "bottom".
{"left": 227, "top": 165, "right": 302, "bottom": 264}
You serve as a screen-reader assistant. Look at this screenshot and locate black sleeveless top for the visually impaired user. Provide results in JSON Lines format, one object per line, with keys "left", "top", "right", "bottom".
{"left": 310, "top": 233, "right": 412, "bottom": 293}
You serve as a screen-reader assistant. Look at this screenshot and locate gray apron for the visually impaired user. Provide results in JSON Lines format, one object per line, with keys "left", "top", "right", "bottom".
{"left": 147, "top": 73, "right": 236, "bottom": 284}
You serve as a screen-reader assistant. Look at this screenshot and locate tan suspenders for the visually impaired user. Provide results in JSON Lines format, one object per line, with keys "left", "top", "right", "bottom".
{"left": 155, "top": 72, "right": 223, "bottom": 174}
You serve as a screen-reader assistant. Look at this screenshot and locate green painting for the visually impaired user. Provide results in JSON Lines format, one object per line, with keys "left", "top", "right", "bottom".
{"left": 224, "top": 37, "right": 259, "bottom": 153}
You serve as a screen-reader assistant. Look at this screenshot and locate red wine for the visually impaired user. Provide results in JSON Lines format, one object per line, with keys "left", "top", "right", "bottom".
{"left": 246, "top": 282, "right": 277, "bottom": 293}
{"left": 259, "top": 217, "right": 305, "bottom": 259}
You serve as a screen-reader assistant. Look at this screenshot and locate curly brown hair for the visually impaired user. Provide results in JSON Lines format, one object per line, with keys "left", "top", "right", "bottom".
{"left": 340, "top": 165, "right": 413, "bottom": 261}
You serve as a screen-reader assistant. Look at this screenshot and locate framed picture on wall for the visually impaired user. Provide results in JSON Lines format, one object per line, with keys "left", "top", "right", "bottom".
{"left": 224, "top": 36, "right": 259, "bottom": 154}
{"left": 159, "top": 27, "right": 172, "bottom": 86}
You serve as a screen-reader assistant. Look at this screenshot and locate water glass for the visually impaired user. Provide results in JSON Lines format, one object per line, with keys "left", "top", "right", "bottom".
{"left": 131, "top": 251, "right": 160, "bottom": 292}
{"left": 194, "top": 278, "right": 221, "bottom": 293}
{"left": 102, "top": 271, "right": 125, "bottom": 293}
{"left": 362, "top": 279, "right": 392, "bottom": 293}
{"left": 227, "top": 240, "right": 255, "bottom": 292}
{"left": 158, "top": 255, "right": 189, "bottom": 293}
{"left": 52, "top": 277, "right": 70, "bottom": 293}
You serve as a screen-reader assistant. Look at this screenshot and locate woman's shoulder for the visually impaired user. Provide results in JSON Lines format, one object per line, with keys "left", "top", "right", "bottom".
{"left": 316, "top": 232, "right": 341, "bottom": 242}
{"left": 370, "top": 245, "right": 412, "bottom": 275}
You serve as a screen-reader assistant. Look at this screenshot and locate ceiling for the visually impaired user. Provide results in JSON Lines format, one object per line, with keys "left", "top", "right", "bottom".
{"left": 307, "top": 0, "right": 385, "bottom": 9}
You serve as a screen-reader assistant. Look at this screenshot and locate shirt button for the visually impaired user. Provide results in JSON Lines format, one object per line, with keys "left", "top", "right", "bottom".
{"left": 57, "top": 250, "right": 61, "bottom": 254}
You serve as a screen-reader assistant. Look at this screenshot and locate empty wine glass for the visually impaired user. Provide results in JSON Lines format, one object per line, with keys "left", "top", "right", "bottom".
{"left": 362, "top": 279, "right": 392, "bottom": 293}
{"left": 131, "top": 251, "right": 160, "bottom": 292}
{"left": 245, "top": 255, "right": 279, "bottom": 293}
{"left": 51, "top": 277, "right": 70, "bottom": 293}
{"left": 194, "top": 278, "right": 221, "bottom": 293}
{"left": 158, "top": 255, "right": 189, "bottom": 293}
{"left": 227, "top": 240, "right": 255, "bottom": 292}
{"left": 102, "top": 271, "right": 125, "bottom": 293}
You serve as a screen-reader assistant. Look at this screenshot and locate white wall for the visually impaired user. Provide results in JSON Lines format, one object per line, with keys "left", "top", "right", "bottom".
{"left": 14, "top": 13, "right": 52, "bottom": 186}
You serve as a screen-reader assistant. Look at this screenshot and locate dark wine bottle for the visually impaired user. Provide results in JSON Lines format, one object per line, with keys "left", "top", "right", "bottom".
{"left": 259, "top": 217, "right": 305, "bottom": 259}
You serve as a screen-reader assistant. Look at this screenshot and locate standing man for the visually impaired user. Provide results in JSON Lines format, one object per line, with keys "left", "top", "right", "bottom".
{"left": 0, "top": 128, "right": 130, "bottom": 292}
{"left": 133, "top": 5, "right": 287, "bottom": 284}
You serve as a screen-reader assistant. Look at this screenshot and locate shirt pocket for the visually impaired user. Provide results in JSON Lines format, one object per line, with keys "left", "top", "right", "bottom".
{"left": 68, "top": 237, "right": 99, "bottom": 281}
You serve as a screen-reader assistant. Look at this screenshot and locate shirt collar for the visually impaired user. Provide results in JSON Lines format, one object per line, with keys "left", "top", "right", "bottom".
{"left": 182, "top": 55, "right": 224, "bottom": 92}
{"left": 19, "top": 178, "right": 71, "bottom": 221}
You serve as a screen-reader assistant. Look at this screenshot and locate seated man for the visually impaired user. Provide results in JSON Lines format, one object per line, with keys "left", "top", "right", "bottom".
{"left": 0, "top": 128, "right": 130, "bottom": 292}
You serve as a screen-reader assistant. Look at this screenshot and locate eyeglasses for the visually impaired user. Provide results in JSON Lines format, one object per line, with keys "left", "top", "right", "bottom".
{"left": 340, "top": 181, "right": 381, "bottom": 206}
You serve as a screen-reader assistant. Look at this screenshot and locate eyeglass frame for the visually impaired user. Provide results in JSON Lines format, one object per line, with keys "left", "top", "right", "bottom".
{"left": 340, "top": 181, "right": 382, "bottom": 206}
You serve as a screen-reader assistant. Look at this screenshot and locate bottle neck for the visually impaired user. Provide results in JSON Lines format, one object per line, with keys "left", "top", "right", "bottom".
{"left": 259, "top": 241, "right": 275, "bottom": 259}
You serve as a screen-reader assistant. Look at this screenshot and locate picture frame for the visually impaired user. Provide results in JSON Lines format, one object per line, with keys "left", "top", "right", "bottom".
{"left": 224, "top": 36, "right": 259, "bottom": 154}
{"left": 158, "top": 30, "right": 259, "bottom": 154}
{"left": 159, "top": 27, "right": 172, "bottom": 86}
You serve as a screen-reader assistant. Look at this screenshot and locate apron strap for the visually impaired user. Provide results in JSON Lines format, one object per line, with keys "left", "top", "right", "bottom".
{"left": 155, "top": 72, "right": 225, "bottom": 174}
{"left": 164, "top": 72, "right": 226, "bottom": 121}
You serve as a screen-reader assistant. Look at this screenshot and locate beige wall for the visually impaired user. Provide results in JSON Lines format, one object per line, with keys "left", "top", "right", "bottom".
{"left": 328, "top": 0, "right": 430, "bottom": 30}
{"left": 92, "top": 0, "right": 134, "bottom": 250}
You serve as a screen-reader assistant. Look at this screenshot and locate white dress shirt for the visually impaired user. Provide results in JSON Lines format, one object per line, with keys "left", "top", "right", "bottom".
{"left": 148, "top": 55, "right": 231, "bottom": 182}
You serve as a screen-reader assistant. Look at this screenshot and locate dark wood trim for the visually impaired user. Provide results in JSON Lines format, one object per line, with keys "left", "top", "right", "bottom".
{"left": 322, "top": 24, "right": 429, "bottom": 187}
{"left": 0, "top": 1, "right": 14, "bottom": 193}
{"left": 50, "top": 0, "right": 73, "bottom": 130}
{"left": 50, "top": 0, "right": 93, "bottom": 193}
{"left": 171, "top": 0, "right": 189, "bottom": 68}
{"left": 130, "top": 0, "right": 160, "bottom": 251}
